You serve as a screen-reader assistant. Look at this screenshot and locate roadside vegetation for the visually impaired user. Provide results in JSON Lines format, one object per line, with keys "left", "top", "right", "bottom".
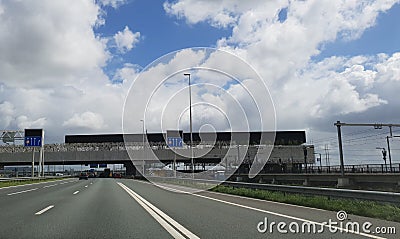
{"left": 210, "top": 185, "right": 400, "bottom": 222}
{"left": 0, "top": 177, "right": 68, "bottom": 188}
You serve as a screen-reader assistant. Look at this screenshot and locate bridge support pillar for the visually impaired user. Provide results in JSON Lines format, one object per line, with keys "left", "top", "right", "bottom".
{"left": 303, "top": 178, "right": 309, "bottom": 186}
{"left": 337, "top": 177, "right": 351, "bottom": 188}
{"left": 124, "top": 161, "right": 137, "bottom": 178}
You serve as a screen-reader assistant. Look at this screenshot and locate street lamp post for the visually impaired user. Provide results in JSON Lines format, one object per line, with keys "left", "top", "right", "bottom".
{"left": 376, "top": 147, "right": 387, "bottom": 172}
{"left": 303, "top": 146, "right": 308, "bottom": 173}
{"left": 314, "top": 152, "right": 322, "bottom": 169}
{"left": 184, "top": 73, "right": 194, "bottom": 178}
{"left": 140, "top": 119, "right": 145, "bottom": 176}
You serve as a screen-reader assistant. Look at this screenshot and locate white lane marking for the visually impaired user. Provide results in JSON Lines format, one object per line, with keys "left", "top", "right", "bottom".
{"left": 118, "top": 182, "right": 199, "bottom": 239}
{"left": 85, "top": 185, "right": 88, "bottom": 188}
{"left": 156, "top": 184, "right": 385, "bottom": 239}
{"left": 73, "top": 191, "right": 79, "bottom": 195}
{"left": 7, "top": 188, "right": 38, "bottom": 196}
{"left": 155, "top": 182, "right": 329, "bottom": 212}
{"left": 90, "top": 182, "right": 93, "bottom": 185}
{"left": 0, "top": 178, "right": 75, "bottom": 190}
{"left": 35, "top": 205, "right": 54, "bottom": 215}
{"left": 43, "top": 184, "right": 58, "bottom": 188}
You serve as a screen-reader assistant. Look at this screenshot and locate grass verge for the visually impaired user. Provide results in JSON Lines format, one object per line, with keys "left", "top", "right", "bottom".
{"left": 0, "top": 178, "right": 68, "bottom": 188}
{"left": 210, "top": 185, "right": 400, "bottom": 222}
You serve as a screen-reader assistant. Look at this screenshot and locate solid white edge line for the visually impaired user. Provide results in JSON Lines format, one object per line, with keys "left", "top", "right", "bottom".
{"left": 43, "top": 184, "right": 58, "bottom": 188}
{"left": 7, "top": 188, "right": 38, "bottom": 196}
{"left": 118, "top": 182, "right": 199, "bottom": 239}
{"left": 35, "top": 205, "right": 54, "bottom": 215}
{"left": 73, "top": 191, "right": 79, "bottom": 195}
{"left": 0, "top": 178, "right": 75, "bottom": 190}
{"left": 158, "top": 182, "right": 329, "bottom": 212}
{"left": 155, "top": 184, "right": 386, "bottom": 239}
{"left": 140, "top": 179, "right": 329, "bottom": 212}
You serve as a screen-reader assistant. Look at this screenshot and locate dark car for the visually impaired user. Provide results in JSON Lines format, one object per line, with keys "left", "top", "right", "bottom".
{"left": 79, "top": 173, "right": 89, "bottom": 180}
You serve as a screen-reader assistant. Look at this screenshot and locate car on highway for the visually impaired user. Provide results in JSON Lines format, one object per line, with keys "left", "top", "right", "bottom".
{"left": 79, "top": 172, "right": 89, "bottom": 180}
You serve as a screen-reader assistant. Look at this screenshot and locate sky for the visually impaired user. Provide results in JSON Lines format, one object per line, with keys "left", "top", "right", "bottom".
{"left": 1, "top": 0, "right": 400, "bottom": 165}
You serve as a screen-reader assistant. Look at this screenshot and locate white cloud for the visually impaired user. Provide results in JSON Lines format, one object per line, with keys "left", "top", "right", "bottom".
{"left": 0, "top": 101, "right": 15, "bottom": 128}
{"left": 0, "top": 0, "right": 399, "bottom": 146}
{"left": 0, "top": 1, "right": 132, "bottom": 142}
{"left": 98, "top": 0, "right": 128, "bottom": 9}
{"left": 164, "top": 0, "right": 400, "bottom": 132}
{"left": 0, "top": 0, "right": 109, "bottom": 88}
{"left": 16, "top": 116, "right": 47, "bottom": 130}
{"left": 63, "top": 111, "right": 106, "bottom": 130}
{"left": 114, "top": 26, "right": 141, "bottom": 53}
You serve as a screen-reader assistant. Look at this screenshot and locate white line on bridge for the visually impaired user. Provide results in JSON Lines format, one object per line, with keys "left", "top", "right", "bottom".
{"left": 35, "top": 205, "right": 54, "bottom": 215}
{"left": 73, "top": 191, "right": 79, "bottom": 195}
{"left": 43, "top": 184, "right": 58, "bottom": 188}
{"left": 7, "top": 188, "right": 38, "bottom": 196}
{"left": 117, "top": 182, "right": 199, "bottom": 239}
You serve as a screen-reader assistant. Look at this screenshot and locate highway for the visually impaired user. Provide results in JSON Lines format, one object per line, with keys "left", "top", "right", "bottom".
{"left": 0, "top": 178, "right": 398, "bottom": 239}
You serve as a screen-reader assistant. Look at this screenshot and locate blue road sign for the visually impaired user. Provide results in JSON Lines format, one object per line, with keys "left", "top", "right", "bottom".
{"left": 90, "top": 164, "right": 99, "bottom": 168}
{"left": 24, "top": 136, "right": 42, "bottom": 147}
{"left": 167, "top": 137, "right": 183, "bottom": 147}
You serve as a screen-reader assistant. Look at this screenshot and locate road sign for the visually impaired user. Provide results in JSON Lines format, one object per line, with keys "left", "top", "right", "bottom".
{"left": 24, "top": 129, "right": 43, "bottom": 147}
{"left": 167, "top": 137, "right": 183, "bottom": 147}
{"left": 24, "top": 136, "right": 42, "bottom": 147}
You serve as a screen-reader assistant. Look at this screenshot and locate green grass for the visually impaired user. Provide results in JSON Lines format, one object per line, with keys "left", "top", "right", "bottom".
{"left": 0, "top": 178, "right": 67, "bottom": 188}
{"left": 210, "top": 185, "right": 400, "bottom": 222}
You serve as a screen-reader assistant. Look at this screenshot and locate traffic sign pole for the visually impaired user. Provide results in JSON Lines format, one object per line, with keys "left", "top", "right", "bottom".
{"left": 31, "top": 148, "right": 35, "bottom": 178}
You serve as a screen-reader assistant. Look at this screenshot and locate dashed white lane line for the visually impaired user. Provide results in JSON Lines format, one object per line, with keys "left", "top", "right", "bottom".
{"left": 85, "top": 185, "right": 88, "bottom": 188}
{"left": 73, "top": 191, "right": 79, "bottom": 195}
{"left": 35, "top": 205, "right": 54, "bottom": 215}
{"left": 7, "top": 188, "right": 38, "bottom": 196}
{"left": 43, "top": 184, "right": 58, "bottom": 188}
{"left": 118, "top": 182, "right": 199, "bottom": 239}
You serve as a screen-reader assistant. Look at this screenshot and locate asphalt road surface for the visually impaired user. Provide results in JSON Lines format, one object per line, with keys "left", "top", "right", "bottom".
{"left": 0, "top": 178, "right": 398, "bottom": 239}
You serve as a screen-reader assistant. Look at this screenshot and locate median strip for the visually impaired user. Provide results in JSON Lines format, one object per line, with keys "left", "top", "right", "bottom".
{"left": 117, "top": 182, "right": 199, "bottom": 239}
{"left": 7, "top": 188, "right": 38, "bottom": 196}
{"left": 35, "top": 205, "right": 54, "bottom": 215}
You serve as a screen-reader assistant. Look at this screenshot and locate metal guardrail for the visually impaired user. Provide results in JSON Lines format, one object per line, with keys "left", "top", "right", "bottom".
{"left": 148, "top": 177, "right": 400, "bottom": 205}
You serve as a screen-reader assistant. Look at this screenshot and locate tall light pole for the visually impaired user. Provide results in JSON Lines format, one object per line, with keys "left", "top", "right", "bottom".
{"left": 140, "top": 119, "right": 145, "bottom": 176}
{"left": 376, "top": 147, "right": 387, "bottom": 172}
{"left": 184, "top": 73, "right": 194, "bottom": 178}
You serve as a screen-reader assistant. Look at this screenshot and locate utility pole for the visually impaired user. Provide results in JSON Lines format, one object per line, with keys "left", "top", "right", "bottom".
{"left": 334, "top": 121, "right": 400, "bottom": 176}
{"left": 335, "top": 121, "right": 345, "bottom": 177}
{"left": 184, "top": 73, "right": 194, "bottom": 178}
{"left": 387, "top": 136, "right": 393, "bottom": 172}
